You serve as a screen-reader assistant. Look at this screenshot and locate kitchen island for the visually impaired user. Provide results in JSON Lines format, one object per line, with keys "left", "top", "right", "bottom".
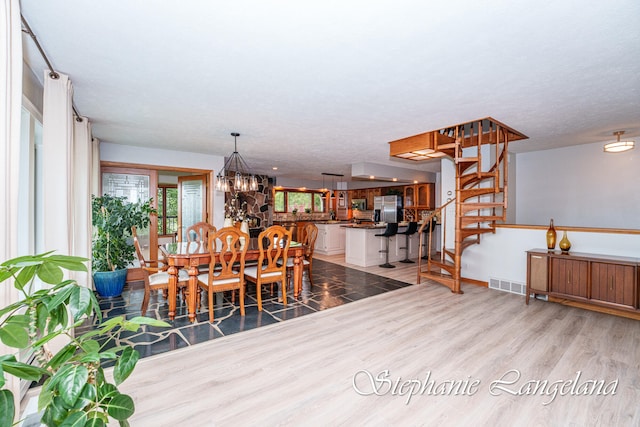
{"left": 343, "top": 223, "right": 421, "bottom": 267}
{"left": 314, "top": 222, "right": 347, "bottom": 255}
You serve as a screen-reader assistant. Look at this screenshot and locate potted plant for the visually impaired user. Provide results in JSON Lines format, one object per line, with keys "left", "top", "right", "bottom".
{"left": 0, "top": 252, "right": 168, "bottom": 426}
{"left": 91, "top": 194, "right": 156, "bottom": 297}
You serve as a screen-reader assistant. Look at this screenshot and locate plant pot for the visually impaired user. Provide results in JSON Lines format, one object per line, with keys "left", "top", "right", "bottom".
{"left": 93, "top": 268, "right": 127, "bottom": 297}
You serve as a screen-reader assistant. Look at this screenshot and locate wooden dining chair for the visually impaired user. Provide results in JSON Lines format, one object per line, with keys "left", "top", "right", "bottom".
{"left": 132, "top": 226, "right": 189, "bottom": 315}
{"left": 197, "top": 227, "right": 249, "bottom": 323}
{"left": 244, "top": 225, "right": 291, "bottom": 311}
{"left": 185, "top": 222, "right": 216, "bottom": 243}
{"left": 285, "top": 222, "right": 318, "bottom": 289}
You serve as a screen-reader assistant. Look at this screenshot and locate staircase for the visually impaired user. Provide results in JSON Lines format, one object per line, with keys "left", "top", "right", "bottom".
{"left": 389, "top": 117, "right": 528, "bottom": 293}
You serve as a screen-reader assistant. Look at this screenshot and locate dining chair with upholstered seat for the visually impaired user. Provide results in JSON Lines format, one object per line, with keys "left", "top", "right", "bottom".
{"left": 285, "top": 222, "right": 318, "bottom": 289}
{"left": 185, "top": 222, "right": 217, "bottom": 274}
{"left": 244, "top": 225, "right": 291, "bottom": 311}
{"left": 132, "top": 226, "right": 189, "bottom": 316}
{"left": 196, "top": 227, "right": 249, "bottom": 323}
{"left": 185, "top": 221, "right": 216, "bottom": 243}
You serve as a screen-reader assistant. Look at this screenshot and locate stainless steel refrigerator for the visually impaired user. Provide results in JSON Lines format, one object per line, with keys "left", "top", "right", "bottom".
{"left": 373, "top": 195, "right": 402, "bottom": 223}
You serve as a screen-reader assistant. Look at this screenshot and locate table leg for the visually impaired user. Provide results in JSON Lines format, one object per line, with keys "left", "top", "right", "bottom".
{"left": 293, "top": 254, "right": 302, "bottom": 298}
{"left": 168, "top": 266, "right": 177, "bottom": 320}
{"left": 187, "top": 266, "right": 199, "bottom": 322}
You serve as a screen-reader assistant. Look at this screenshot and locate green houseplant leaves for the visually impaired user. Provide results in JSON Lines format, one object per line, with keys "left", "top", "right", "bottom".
{"left": 91, "top": 195, "right": 156, "bottom": 272}
{"left": 0, "top": 252, "right": 169, "bottom": 426}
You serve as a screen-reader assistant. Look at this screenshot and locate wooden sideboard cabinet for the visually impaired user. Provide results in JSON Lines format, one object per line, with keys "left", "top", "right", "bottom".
{"left": 526, "top": 249, "right": 640, "bottom": 317}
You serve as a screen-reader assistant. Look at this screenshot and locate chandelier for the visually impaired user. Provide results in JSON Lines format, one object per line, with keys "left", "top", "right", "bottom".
{"left": 216, "top": 132, "right": 259, "bottom": 192}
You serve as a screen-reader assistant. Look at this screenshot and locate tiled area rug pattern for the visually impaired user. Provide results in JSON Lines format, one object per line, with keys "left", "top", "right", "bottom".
{"left": 76, "top": 259, "right": 412, "bottom": 359}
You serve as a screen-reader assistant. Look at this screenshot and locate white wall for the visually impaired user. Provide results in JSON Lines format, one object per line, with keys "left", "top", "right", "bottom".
{"left": 99, "top": 143, "right": 227, "bottom": 229}
{"left": 515, "top": 141, "right": 639, "bottom": 229}
{"left": 463, "top": 226, "right": 640, "bottom": 286}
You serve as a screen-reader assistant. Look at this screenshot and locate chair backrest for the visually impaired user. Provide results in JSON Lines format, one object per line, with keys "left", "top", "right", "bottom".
{"left": 383, "top": 223, "right": 398, "bottom": 237}
{"left": 405, "top": 221, "right": 418, "bottom": 235}
{"left": 301, "top": 223, "right": 319, "bottom": 258}
{"left": 131, "top": 226, "right": 148, "bottom": 268}
{"left": 186, "top": 222, "right": 216, "bottom": 242}
{"left": 256, "top": 225, "right": 291, "bottom": 277}
{"left": 207, "top": 227, "right": 249, "bottom": 283}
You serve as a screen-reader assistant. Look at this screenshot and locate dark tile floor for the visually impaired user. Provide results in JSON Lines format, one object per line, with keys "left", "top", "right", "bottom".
{"left": 75, "top": 259, "right": 412, "bottom": 359}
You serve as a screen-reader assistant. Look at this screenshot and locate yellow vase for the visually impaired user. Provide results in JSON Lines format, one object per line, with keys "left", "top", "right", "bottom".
{"left": 546, "top": 219, "right": 557, "bottom": 250}
{"left": 559, "top": 231, "right": 571, "bottom": 253}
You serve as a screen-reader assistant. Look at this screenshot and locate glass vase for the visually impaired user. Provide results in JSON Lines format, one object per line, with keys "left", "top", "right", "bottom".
{"left": 546, "top": 219, "right": 557, "bottom": 250}
{"left": 559, "top": 231, "right": 571, "bottom": 253}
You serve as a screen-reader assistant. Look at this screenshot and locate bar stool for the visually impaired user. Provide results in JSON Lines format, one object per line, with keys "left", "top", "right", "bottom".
{"left": 397, "top": 222, "right": 418, "bottom": 263}
{"left": 421, "top": 218, "right": 437, "bottom": 259}
{"left": 375, "top": 223, "right": 398, "bottom": 268}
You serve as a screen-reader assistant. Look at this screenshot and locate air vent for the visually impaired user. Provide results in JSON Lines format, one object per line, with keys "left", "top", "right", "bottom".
{"left": 489, "top": 277, "right": 525, "bottom": 296}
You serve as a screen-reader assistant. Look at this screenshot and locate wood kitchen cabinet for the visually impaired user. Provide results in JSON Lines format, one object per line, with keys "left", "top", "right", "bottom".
{"left": 526, "top": 249, "right": 640, "bottom": 318}
{"left": 403, "top": 183, "right": 435, "bottom": 221}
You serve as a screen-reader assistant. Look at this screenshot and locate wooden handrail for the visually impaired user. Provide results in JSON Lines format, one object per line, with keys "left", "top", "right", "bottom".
{"left": 417, "top": 198, "right": 456, "bottom": 281}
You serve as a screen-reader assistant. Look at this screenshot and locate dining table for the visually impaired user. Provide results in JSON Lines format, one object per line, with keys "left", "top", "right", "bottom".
{"left": 163, "top": 239, "right": 307, "bottom": 322}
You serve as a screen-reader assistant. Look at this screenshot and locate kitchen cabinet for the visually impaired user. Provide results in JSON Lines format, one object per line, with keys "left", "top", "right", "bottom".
{"left": 525, "top": 249, "right": 640, "bottom": 317}
{"left": 315, "top": 223, "right": 346, "bottom": 255}
{"left": 403, "top": 183, "right": 435, "bottom": 221}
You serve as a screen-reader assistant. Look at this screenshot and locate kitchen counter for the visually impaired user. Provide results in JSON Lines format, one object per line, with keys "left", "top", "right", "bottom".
{"left": 340, "top": 223, "right": 386, "bottom": 229}
{"left": 344, "top": 224, "right": 421, "bottom": 267}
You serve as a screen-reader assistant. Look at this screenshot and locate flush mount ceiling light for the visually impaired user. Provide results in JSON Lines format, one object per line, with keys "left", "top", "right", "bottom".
{"left": 604, "top": 131, "right": 635, "bottom": 153}
{"left": 216, "top": 132, "right": 258, "bottom": 192}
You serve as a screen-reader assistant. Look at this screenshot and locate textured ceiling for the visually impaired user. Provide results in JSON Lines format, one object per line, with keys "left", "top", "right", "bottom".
{"left": 20, "top": 0, "right": 640, "bottom": 184}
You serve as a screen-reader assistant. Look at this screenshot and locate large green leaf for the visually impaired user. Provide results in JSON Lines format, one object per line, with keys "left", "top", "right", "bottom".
{"left": 36, "top": 302, "right": 49, "bottom": 333}
{"left": 0, "top": 266, "right": 18, "bottom": 283}
{"left": 0, "top": 389, "right": 15, "bottom": 427}
{"left": 58, "top": 411, "right": 88, "bottom": 427}
{"left": 84, "top": 412, "right": 107, "bottom": 427}
{"left": 69, "top": 287, "right": 93, "bottom": 321}
{"left": 126, "top": 316, "right": 171, "bottom": 328}
{"left": 68, "top": 383, "right": 97, "bottom": 410}
{"left": 48, "top": 255, "right": 88, "bottom": 272}
{"left": 79, "top": 339, "right": 100, "bottom": 355}
{"left": 46, "top": 284, "right": 74, "bottom": 313}
{"left": 97, "top": 382, "right": 118, "bottom": 401}
{"left": 46, "top": 343, "right": 78, "bottom": 371}
{"left": 105, "top": 393, "right": 135, "bottom": 421}
{"left": 14, "top": 264, "right": 37, "bottom": 291}
{"left": 113, "top": 347, "right": 139, "bottom": 385}
{"left": 0, "top": 323, "right": 29, "bottom": 348}
{"left": 0, "top": 299, "right": 26, "bottom": 318}
{"left": 37, "top": 261, "right": 64, "bottom": 284}
{"left": 56, "top": 365, "right": 89, "bottom": 407}
{"left": 1, "top": 360, "right": 46, "bottom": 382}
{"left": 38, "top": 385, "right": 53, "bottom": 412}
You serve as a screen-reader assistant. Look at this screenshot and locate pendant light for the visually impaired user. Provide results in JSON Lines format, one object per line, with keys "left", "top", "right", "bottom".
{"left": 216, "top": 132, "right": 259, "bottom": 192}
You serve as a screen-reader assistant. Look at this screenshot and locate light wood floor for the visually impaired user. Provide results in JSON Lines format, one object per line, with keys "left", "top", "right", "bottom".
{"left": 116, "top": 256, "right": 640, "bottom": 426}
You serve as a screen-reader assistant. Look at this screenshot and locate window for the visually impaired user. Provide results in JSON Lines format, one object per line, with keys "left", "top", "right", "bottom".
{"left": 274, "top": 189, "right": 326, "bottom": 213}
{"left": 18, "top": 100, "right": 43, "bottom": 255}
{"left": 157, "top": 185, "right": 178, "bottom": 235}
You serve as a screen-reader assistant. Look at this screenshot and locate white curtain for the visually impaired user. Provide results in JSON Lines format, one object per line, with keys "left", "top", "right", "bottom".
{"left": 42, "top": 71, "right": 74, "bottom": 256}
{"left": 42, "top": 72, "right": 97, "bottom": 287}
{"left": 0, "top": 0, "right": 23, "bottom": 416}
{"left": 73, "top": 117, "right": 93, "bottom": 283}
